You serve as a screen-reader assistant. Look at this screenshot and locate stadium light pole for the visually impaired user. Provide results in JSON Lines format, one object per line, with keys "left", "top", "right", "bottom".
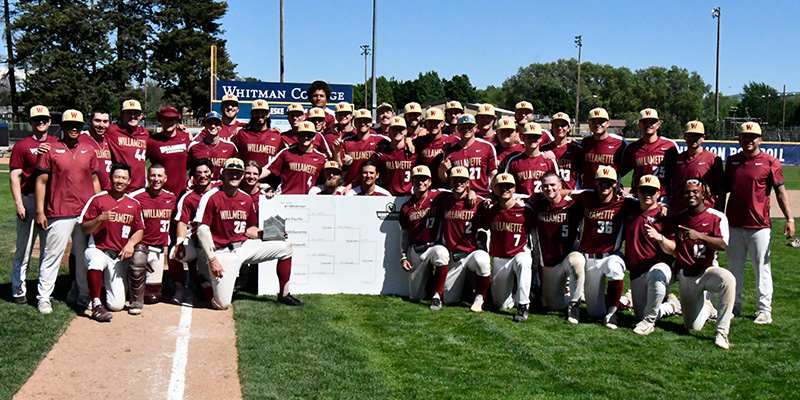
{"left": 370, "top": 0, "right": 377, "bottom": 123}
{"left": 360, "top": 45, "right": 370, "bottom": 109}
{"left": 712, "top": 7, "right": 721, "bottom": 122}
{"left": 762, "top": 94, "right": 772, "bottom": 128}
{"left": 574, "top": 35, "right": 582, "bottom": 128}
{"left": 280, "top": 0, "right": 284, "bottom": 82}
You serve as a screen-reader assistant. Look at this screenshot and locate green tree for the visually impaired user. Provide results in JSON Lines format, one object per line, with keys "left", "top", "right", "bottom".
{"left": 353, "top": 76, "right": 394, "bottom": 110}
{"left": 102, "top": 0, "right": 155, "bottom": 99}
{"left": 413, "top": 71, "right": 445, "bottom": 104}
{"left": 442, "top": 74, "right": 478, "bottom": 103}
{"left": 740, "top": 82, "right": 780, "bottom": 129}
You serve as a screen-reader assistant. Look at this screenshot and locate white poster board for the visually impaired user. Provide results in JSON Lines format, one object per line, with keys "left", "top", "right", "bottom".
{"left": 257, "top": 195, "right": 411, "bottom": 296}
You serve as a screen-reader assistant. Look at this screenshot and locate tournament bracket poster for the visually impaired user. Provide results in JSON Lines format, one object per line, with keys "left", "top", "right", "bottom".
{"left": 257, "top": 195, "right": 411, "bottom": 296}
{"left": 212, "top": 80, "right": 354, "bottom": 132}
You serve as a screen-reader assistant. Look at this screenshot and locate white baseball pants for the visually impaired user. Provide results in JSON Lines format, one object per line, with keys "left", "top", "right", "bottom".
{"left": 583, "top": 254, "right": 626, "bottom": 318}
{"left": 212, "top": 240, "right": 293, "bottom": 310}
{"left": 727, "top": 227, "right": 772, "bottom": 313}
{"left": 407, "top": 245, "right": 449, "bottom": 301}
{"left": 491, "top": 252, "right": 532, "bottom": 310}
{"left": 442, "top": 250, "right": 490, "bottom": 304}
{"left": 678, "top": 267, "right": 735, "bottom": 336}
{"left": 541, "top": 251, "right": 585, "bottom": 311}
{"left": 85, "top": 247, "right": 129, "bottom": 312}
{"left": 11, "top": 193, "right": 46, "bottom": 298}
{"left": 630, "top": 262, "right": 675, "bottom": 322}
{"left": 37, "top": 216, "right": 88, "bottom": 301}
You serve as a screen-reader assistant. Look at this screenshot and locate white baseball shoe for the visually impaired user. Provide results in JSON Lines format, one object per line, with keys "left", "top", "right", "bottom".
{"left": 667, "top": 294, "right": 682, "bottom": 315}
{"left": 633, "top": 319, "right": 655, "bottom": 335}
{"left": 37, "top": 298, "right": 53, "bottom": 314}
{"left": 470, "top": 295, "right": 484, "bottom": 313}
{"left": 714, "top": 332, "right": 729, "bottom": 349}
{"left": 754, "top": 311, "right": 772, "bottom": 325}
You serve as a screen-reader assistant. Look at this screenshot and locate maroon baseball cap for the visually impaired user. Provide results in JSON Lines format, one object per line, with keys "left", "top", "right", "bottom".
{"left": 156, "top": 106, "right": 181, "bottom": 120}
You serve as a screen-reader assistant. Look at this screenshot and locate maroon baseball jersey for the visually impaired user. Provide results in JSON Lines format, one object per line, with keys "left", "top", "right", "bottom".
{"left": 342, "top": 132, "right": 389, "bottom": 186}
{"left": 414, "top": 134, "right": 458, "bottom": 166}
{"left": 531, "top": 195, "right": 583, "bottom": 266}
{"left": 541, "top": 140, "right": 584, "bottom": 190}
{"left": 725, "top": 151, "right": 784, "bottom": 229}
{"left": 479, "top": 199, "right": 536, "bottom": 258}
{"left": 219, "top": 121, "right": 247, "bottom": 140}
{"left": 78, "top": 133, "right": 113, "bottom": 191}
{"left": 573, "top": 190, "right": 627, "bottom": 255}
{"left": 131, "top": 188, "right": 176, "bottom": 246}
{"left": 621, "top": 137, "right": 677, "bottom": 192}
{"left": 231, "top": 128, "right": 285, "bottom": 167}
{"left": 174, "top": 188, "right": 206, "bottom": 238}
{"left": 443, "top": 138, "right": 498, "bottom": 196}
{"left": 623, "top": 200, "right": 673, "bottom": 280}
{"left": 672, "top": 208, "right": 728, "bottom": 272}
{"left": 399, "top": 190, "right": 442, "bottom": 245}
{"left": 495, "top": 143, "right": 524, "bottom": 170}
{"left": 322, "top": 128, "right": 354, "bottom": 157}
{"left": 186, "top": 139, "right": 238, "bottom": 179}
{"left": 195, "top": 187, "right": 258, "bottom": 249}
{"left": 146, "top": 130, "right": 192, "bottom": 196}
{"left": 434, "top": 193, "right": 484, "bottom": 253}
{"left": 79, "top": 192, "right": 145, "bottom": 252}
{"left": 280, "top": 130, "right": 332, "bottom": 157}
{"left": 304, "top": 111, "right": 336, "bottom": 132}
{"left": 9, "top": 135, "right": 59, "bottom": 195}
{"left": 580, "top": 134, "right": 626, "bottom": 190}
{"left": 267, "top": 146, "right": 327, "bottom": 195}
{"left": 503, "top": 153, "right": 559, "bottom": 195}
{"left": 375, "top": 146, "right": 417, "bottom": 196}
{"left": 36, "top": 141, "right": 98, "bottom": 218}
{"left": 105, "top": 124, "right": 149, "bottom": 191}
{"left": 671, "top": 150, "right": 724, "bottom": 213}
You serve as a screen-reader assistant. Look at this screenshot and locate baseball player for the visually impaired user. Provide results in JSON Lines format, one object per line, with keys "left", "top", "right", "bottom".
{"left": 474, "top": 103, "right": 496, "bottom": 141}
{"left": 308, "top": 161, "right": 348, "bottom": 195}
{"left": 571, "top": 166, "right": 628, "bottom": 328}
{"left": 580, "top": 108, "right": 626, "bottom": 190}
{"left": 131, "top": 164, "right": 177, "bottom": 305}
{"left": 541, "top": 112, "right": 584, "bottom": 190}
{"left": 219, "top": 93, "right": 247, "bottom": 140}
{"left": 399, "top": 166, "right": 449, "bottom": 308}
{"left": 80, "top": 163, "right": 146, "bottom": 321}
{"left": 105, "top": 99, "right": 149, "bottom": 191}
{"left": 333, "top": 109, "right": 389, "bottom": 188}
{"left": 413, "top": 108, "right": 457, "bottom": 189}
{"left": 664, "top": 178, "right": 735, "bottom": 349}
{"left": 530, "top": 171, "right": 585, "bottom": 323}
{"left": 374, "top": 116, "right": 417, "bottom": 196}
{"left": 147, "top": 106, "right": 192, "bottom": 196}
{"left": 433, "top": 166, "right": 490, "bottom": 312}
{"left": 620, "top": 108, "right": 677, "bottom": 197}
{"left": 345, "top": 160, "right": 391, "bottom": 196}
{"left": 514, "top": 101, "right": 553, "bottom": 145}
{"left": 242, "top": 160, "right": 266, "bottom": 205}
{"left": 504, "top": 122, "right": 559, "bottom": 195}
{"left": 79, "top": 107, "right": 113, "bottom": 191}
{"left": 263, "top": 121, "right": 327, "bottom": 195}
{"left": 438, "top": 114, "right": 498, "bottom": 196}
{"left": 305, "top": 80, "right": 336, "bottom": 130}
{"left": 670, "top": 121, "right": 725, "bottom": 214}
{"left": 195, "top": 158, "right": 304, "bottom": 309}
{"left": 232, "top": 99, "right": 285, "bottom": 168}
{"left": 724, "top": 121, "right": 794, "bottom": 324}
{"left": 34, "top": 110, "right": 100, "bottom": 313}
{"left": 281, "top": 103, "right": 331, "bottom": 157}
{"left": 403, "top": 102, "right": 425, "bottom": 138}
{"left": 442, "top": 101, "right": 463, "bottom": 137}
{"left": 9, "top": 105, "right": 57, "bottom": 304}
{"left": 187, "top": 111, "right": 239, "bottom": 179}
{"left": 323, "top": 102, "right": 355, "bottom": 152}
{"left": 479, "top": 173, "right": 535, "bottom": 322}
{"left": 374, "top": 102, "right": 394, "bottom": 137}
{"left": 494, "top": 116, "right": 524, "bottom": 168}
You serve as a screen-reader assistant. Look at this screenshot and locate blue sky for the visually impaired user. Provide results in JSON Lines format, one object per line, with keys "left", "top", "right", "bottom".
{"left": 221, "top": 1, "right": 799, "bottom": 96}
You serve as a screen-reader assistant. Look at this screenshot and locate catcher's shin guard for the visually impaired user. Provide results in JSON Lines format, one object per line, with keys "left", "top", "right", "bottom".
{"left": 128, "top": 267, "right": 147, "bottom": 315}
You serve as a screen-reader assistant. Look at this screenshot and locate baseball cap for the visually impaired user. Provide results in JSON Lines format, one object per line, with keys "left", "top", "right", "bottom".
{"left": 494, "top": 173, "right": 515, "bottom": 186}
{"left": 287, "top": 103, "right": 304, "bottom": 113}
{"left": 684, "top": 120, "right": 705, "bottom": 135}
{"left": 390, "top": 116, "right": 407, "bottom": 128}
{"left": 377, "top": 102, "right": 393, "bottom": 112}
{"left": 404, "top": 102, "right": 422, "bottom": 114}
{"left": 204, "top": 111, "right": 222, "bottom": 123}
{"left": 121, "top": 99, "right": 142, "bottom": 111}
{"left": 251, "top": 99, "right": 270, "bottom": 111}
{"left": 457, "top": 114, "right": 476, "bottom": 126}
{"left": 739, "top": 121, "right": 762, "bottom": 135}
{"left": 412, "top": 165, "right": 431, "bottom": 178}
{"left": 30, "top": 105, "right": 50, "bottom": 118}
{"left": 335, "top": 102, "right": 353, "bottom": 113}
{"left": 61, "top": 109, "right": 84, "bottom": 123}
{"left": 354, "top": 109, "right": 372, "bottom": 120}
{"left": 515, "top": 101, "right": 534, "bottom": 112}
{"left": 221, "top": 94, "right": 239, "bottom": 104}
{"left": 323, "top": 160, "right": 342, "bottom": 171}
{"left": 552, "top": 112, "right": 570, "bottom": 123}
{"left": 298, "top": 121, "right": 316, "bottom": 133}
{"left": 588, "top": 107, "right": 609, "bottom": 120}
{"left": 156, "top": 106, "right": 181, "bottom": 120}
{"left": 496, "top": 116, "right": 516, "bottom": 131}
{"left": 638, "top": 174, "right": 660, "bottom": 190}
{"left": 449, "top": 166, "right": 469, "bottom": 180}
{"left": 223, "top": 158, "right": 245, "bottom": 171}
{"left": 523, "top": 122, "right": 543, "bottom": 135}
{"left": 425, "top": 108, "right": 444, "bottom": 121}
{"left": 445, "top": 101, "right": 463, "bottom": 111}
{"left": 308, "top": 107, "right": 326, "bottom": 120}
{"left": 476, "top": 104, "right": 496, "bottom": 117}
{"left": 595, "top": 165, "right": 617, "bottom": 181}
{"left": 639, "top": 108, "right": 659, "bottom": 121}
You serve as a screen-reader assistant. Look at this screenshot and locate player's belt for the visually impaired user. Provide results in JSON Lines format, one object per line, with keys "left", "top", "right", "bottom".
{"left": 216, "top": 241, "right": 245, "bottom": 252}
{"left": 102, "top": 249, "right": 120, "bottom": 260}
{"left": 452, "top": 251, "right": 469, "bottom": 262}
{"left": 147, "top": 245, "right": 166, "bottom": 254}
{"left": 412, "top": 243, "right": 432, "bottom": 254}
{"left": 681, "top": 266, "right": 704, "bottom": 277}
{"left": 586, "top": 252, "right": 611, "bottom": 259}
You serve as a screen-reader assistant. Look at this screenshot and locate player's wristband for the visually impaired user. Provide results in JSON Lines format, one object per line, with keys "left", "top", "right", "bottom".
{"left": 175, "top": 237, "right": 185, "bottom": 247}
{"left": 788, "top": 219, "right": 795, "bottom": 222}
{"left": 400, "top": 256, "right": 408, "bottom": 261}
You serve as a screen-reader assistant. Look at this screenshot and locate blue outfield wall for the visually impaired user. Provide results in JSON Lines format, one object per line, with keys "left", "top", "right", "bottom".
{"left": 671, "top": 139, "right": 800, "bottom": 166}
{"left": 212, "top": 80, "right": 353, "bottom": 119}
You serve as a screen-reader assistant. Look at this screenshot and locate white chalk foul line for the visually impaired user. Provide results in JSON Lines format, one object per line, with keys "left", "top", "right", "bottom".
{"left": 167, "top": 303, "right": 193, "bottom": 400}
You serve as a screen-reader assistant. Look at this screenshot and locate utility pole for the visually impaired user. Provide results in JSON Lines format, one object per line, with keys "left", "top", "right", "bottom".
{"left": 360, "top": 45, "right": 370, "bottom": 109}
{"left": 370, "top": 0, "right": 377, "bottom": 123}
{"left": 574, "top": 35, "right": 582, "bottom": 130}
{"left": 712, "top": 7, "right": 721, "bottom": 122}
{"left": 280, "top": 0, "right": 284, "bottom": 82}
{"left": 4, "top": 0, "right": 17, "bottom": 121}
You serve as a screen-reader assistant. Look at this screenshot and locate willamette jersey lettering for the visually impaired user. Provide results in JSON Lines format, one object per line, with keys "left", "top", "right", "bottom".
{"left": 186, "top": 139, "right": 238, "bottom": 179}
{"left": 673, "top": 208, "right": 728, "bottom": 271}
{"left": 671, "top": 150, "right": 724, "bottom": 213}
{"left": 504, "top": 153, "right": 559, "bottom": 195}
{"left": 36, "top": 141, "right": 99, "bottom": 218}
{"left": 531, "top": 195, "right": 583, "bottom": 266}
{"left": 580, "top": 134, "right": 626, "bottom": 190}
{"left": 174, "top": 189, "right": 205, "bottom": 238}
{"left": 541, "top": 141, "right": 584, "bottom": 190}
{"left": 267, "top": 146, "right": 327, "bottom": 195}
{"left": 9, "top": 135, "right": 59, "bottom": 195}
{"left": 375, "top": 146, "right": 417, "bottom": 196}
{"left": 479, "top": 199, "right": 536, "bottom": 258}
{"left": 443, "top": 139, "right": 498, "bottom": 196}
{"left": 78, "top": 133, "right": 113, "bottom": 191}
{"left": 621, "top": 137, "right": 677, "bottom": 192}
{"left": 434, "top": 193, "right": 483, "bottom": 253}
{"left": 399, "top": 190, "right": 442, "bottom": 245}
{"left": 146, "top": 131, "right": 191, "bottom": 196}
{"left": 79, "top": 192, "right": 145, "bottom": 252}
{"left": 573, "top": 190, "right": 627, "bottom": 254}
{"left": 105, "top": 124, "right": 149, "bottom": 191}
{"left": 195, "top": 188, "right": 258, "bottom": 249}
{"left": 495, "top": 143, "right": 524, "bottom": 170}
{"left": 414, "top": 134, "right": 458, "bottom": 188}
{"left": 131, "top": 188, "right": 176, "bottom": 246}
{"left": 342, "top": 132, "right": 389, "bottom": 186}
{"left": 232, "top": 128, "right": 285, "bottom": 167}
{"left": 280, "top": 130, "right": 332, "bottom": 158}
{"left": 623, "top": 200, "right": 673, "bottom": 279}
{"left": 725, "top": 151, "right": 784, "bottom": 229}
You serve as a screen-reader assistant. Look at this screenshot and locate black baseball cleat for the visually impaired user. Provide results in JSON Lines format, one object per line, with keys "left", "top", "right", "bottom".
{"left": 277, "top": 294, "right": 306, "bottom": 307}
{"left": 14, "top": 295, "right": 27, "bottom": 305}
{"left": 513, "top": 304, "right": 529, "bottom": 322}
{"left": 91, "top": 304, "right": 113, "bottom": 322}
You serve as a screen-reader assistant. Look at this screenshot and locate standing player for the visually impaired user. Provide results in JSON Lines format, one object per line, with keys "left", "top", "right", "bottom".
{"left": 671, "top": 120, "right": 724, "bottom": 213}
{"left": 414, "top": 108, "right": 457, "bottom": 188}
{"left": 9, "top": 105, "right": 57, "bottom": 304}
{"left": 514, "top": 101, "right": 553, "bottom": 145}
{"left": 399, "top": 166, "right": 449, "bottom": 307}
{"left": 374, "top": 116, "right": 417, "bottom": 196}
{"left": 281, "top": 103, "right": 331, "bottom": 157}
{"left": 475, "top": 104, "right": 496, "bottom": 141}
{"left": 147, "top": 106, "right": 192, "bottom": 196}
{"left": 530, "top": 172, "right": 585, "bottom": 323}
{"left": 187, "top": 111, "right": 239, "bottom": 178}
{"left": 374, "top": 102, "right": 394, "bottom": 136}
{"left": 79, "top": 107, "right": 113, "bottom": 191}
{"left": 504, "top": 122, "right": 559, "bottom": 195}
{"left": 219, "top": 94, "right": 247, "bottom": 140}
{"left": 80, "top": 163, "right": 145, "bottom": 320}
{"left": 308, "top": 161, "right": 347, "bottom": 195}
{"left": 581, "top": 108, "right": 626, "bottom": 190}
{"left": 438, "top": 114, "right": 498, "bottom": 196}
{"left": 131, "top": 165, "right": 177, "bottom": 305}
{"left": 306, "top": 80, "right": 336, "bottom": 131}
{"left": 479, "top": 173, "right": 534, "bottom": 322}
{"left": 541, "top": 112, "right": 583, "bottom": 190}
{"left": 335, "top": 109, "right": 388, "bottom": 187}
{"left": 403, "top": 102, "right": 425, "bottom": 138}
{"left": 232, "top": 99, "right": 284, "bottom": 167}
{"left": 324, "top": 102, "right": 355, "bottom": 152}
{"left": 724, "top": 121, "right": 794, "bottom": 324}
{"left": 195, "top": 158, "right": 304, "bottom": 309}
{"left": 263, "top": 121, "right": 327, "bottom": 195}
{"left": 105, "top": 99, "right": 148, "bottom": 191}
{"left": 620, "top": 108, "right": 677, "bottom": 196}
{"left": 494, "top": 116, "right": 524, "bottom": 168}
{"left": 442, "top": 101, "right": 463, "bottom": 137}
{"left": 345, "top": 161, "right": 391, "bottom": 196}
{"left": 34, "top": 110, "right": 100, "bottom": 313}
